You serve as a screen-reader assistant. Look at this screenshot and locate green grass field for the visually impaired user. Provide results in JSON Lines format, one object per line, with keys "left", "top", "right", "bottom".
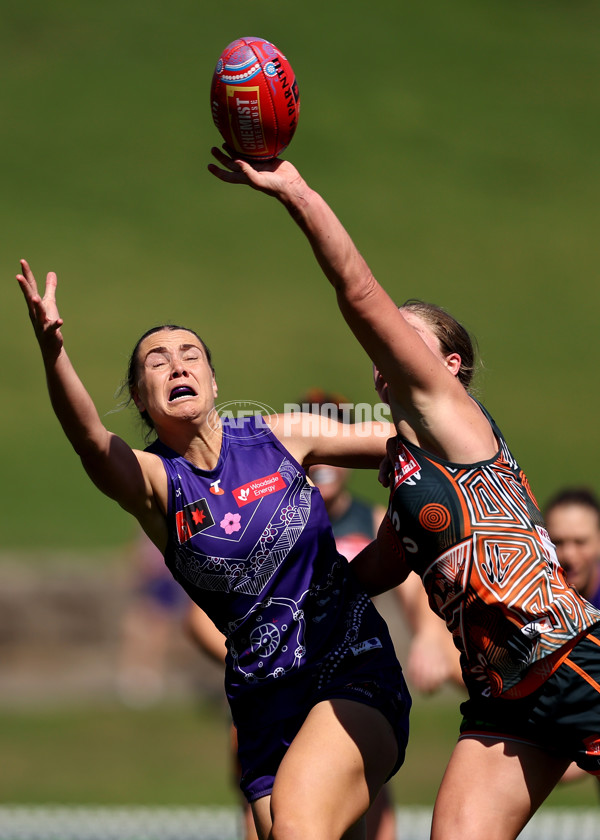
{"left": 0, "top": 695, "right": 597, "bottom": 808}
{"left": 1, "top": 0, "right": 600, "bottom": 548}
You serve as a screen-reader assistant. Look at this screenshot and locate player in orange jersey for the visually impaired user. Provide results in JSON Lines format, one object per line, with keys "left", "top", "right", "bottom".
{"left": 209, "top": 149, "right": 600, "bottom": 840}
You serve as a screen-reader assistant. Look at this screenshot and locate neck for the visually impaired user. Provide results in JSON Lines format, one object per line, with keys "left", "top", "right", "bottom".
{"left": 157, "top": 414, "right": 223, "bottom": 470}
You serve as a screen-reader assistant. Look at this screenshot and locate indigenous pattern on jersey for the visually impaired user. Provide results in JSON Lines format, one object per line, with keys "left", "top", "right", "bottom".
{"left": 387, "top": 403, "right": 600, "bottom": 699}
{"left": 147, "top": 417, "right": 403, "bottom": 725}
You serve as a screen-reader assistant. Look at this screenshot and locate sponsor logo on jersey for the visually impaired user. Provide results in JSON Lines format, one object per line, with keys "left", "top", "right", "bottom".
{"left": 233, "top": 472, "right": 287, "bottom": 507}
{"left": 393, "top": 442, "right": 421, "bottom": 488}
{"left": 350, "top": 637, "right": 382, "bottom": 656}
{"left": 521, "top": 616, "right": 552, "bottom": 639}
{"left": 176, "top": 498, "right": 215, "bottom": 543}
{"left": 583, "top": 734, "right": 600, "bottom": 757}
{"left": 209, "top": 479, "right": 225, "bottom": 496}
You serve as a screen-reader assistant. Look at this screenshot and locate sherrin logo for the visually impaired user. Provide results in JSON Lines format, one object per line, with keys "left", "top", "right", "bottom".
{"left": 234, "top": 472, "right": 287, "bottom": 507}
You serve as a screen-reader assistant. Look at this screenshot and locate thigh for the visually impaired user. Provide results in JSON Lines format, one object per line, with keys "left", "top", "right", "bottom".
{"left": 270, "top": 699, "right": 398, "bottom": 840}
{"left": 431, "top": 736, "right": 570, "bottom": 840}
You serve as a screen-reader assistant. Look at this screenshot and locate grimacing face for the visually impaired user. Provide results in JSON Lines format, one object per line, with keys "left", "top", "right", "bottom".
{"left": 132, "top": 329, "right": 218, "bottom": 426}
{"left": 546, "top": 503, "right": 600, "bottom": 597}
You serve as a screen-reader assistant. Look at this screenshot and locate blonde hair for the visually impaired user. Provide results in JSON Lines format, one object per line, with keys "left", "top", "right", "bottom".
{"left": 401, "top": 299, "right": 478, "bottom": 390}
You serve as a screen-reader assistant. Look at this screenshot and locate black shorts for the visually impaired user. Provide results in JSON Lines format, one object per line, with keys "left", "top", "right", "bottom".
{"left": 236, "top": 656, "right": 411, "bottom": 803}
{"left": 459, "top": 622, "right": 600, "bottom": 774}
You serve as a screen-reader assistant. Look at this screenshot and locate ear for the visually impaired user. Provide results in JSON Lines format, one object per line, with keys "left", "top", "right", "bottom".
{"left": 131, "top": 387, "right": 146, "bottom": 413}
{"left": 212, "top": 373, "right": 218, "bottom": 400}
{"left": 445, "top": 352, "right": 462, "bottom": 377}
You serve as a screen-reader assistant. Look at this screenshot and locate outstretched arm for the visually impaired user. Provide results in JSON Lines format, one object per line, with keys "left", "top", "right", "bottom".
{"left": 16, "top": 260, "right": 160, "bottom": 526}
{"left": 208, "top": 150, "right": 490, "bottom": 464}
{"left": 208, "top": 151, "right": 411, "bottom": 397}
{"left": 264, "top": 411, "right": 394, "bottom": 471}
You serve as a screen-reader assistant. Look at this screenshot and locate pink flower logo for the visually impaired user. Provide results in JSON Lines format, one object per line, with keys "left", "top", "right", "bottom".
{"left": 220, "top": 512, "right": 241, "bottom": 535}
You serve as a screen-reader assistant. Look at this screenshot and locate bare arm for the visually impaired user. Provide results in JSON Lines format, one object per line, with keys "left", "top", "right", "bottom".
{"left": 351, "top": 516, "right": 411, "bottom": 595}
{"left": 16, "top": 261, "right": 164, "bottom": 535}
{"left": 208, "top": 153, "right": 415, "bottom": 396}
{"left": 208, "top": 151, "right": 494, "bottom": 462}
{"left": 185, "top": 603, "right": 227, "bottom": 665}
{"left": 264, "top": 412, "right": 394, "bottom": 470}
{"left": 394, "top": 573, "right": 464, "bottom": 693}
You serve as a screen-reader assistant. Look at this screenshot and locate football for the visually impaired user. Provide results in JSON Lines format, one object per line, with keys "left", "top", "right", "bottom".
{"left": 210, "top": 36, "right": 300, "bottom": 160}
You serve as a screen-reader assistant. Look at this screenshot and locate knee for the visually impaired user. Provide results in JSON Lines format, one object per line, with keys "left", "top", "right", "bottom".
{"left": 270, "top": 808, "right": 338, "bottom": 840}
{"left": 270, "top": 813, "right": 304, "bottom": 840}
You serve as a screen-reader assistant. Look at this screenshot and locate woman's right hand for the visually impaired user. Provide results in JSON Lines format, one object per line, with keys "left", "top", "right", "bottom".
{"left": 208, "top": 146, "right": 306, "bottom": 205}
{"left": 16, "top": 259, "right": 64, "bottom": 361}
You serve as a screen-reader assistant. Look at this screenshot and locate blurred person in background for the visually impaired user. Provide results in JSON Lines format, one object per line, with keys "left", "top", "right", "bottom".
{"left": 185, "top": 606, "right": 259, "bottom": 840}
{"left": 545, "top": 487, "right": 600, "bottom": 793}
{"left": 545, "top": 488, "right": 600, "bottom": 609}
{"left": 116, "top": 529, "right": 190, "bottom": 706}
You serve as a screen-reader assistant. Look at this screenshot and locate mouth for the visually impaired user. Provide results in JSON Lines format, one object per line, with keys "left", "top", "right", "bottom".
{"left": 169, "top": 385, "right": 197, "bottom": 402}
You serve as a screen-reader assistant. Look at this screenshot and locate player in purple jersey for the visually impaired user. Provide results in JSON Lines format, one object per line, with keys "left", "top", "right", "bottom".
{"left": 16, "top": 259, "right": 411, "bottom": 840}
{"left": 208, "top": 149, "right": 600, "bottom": 840}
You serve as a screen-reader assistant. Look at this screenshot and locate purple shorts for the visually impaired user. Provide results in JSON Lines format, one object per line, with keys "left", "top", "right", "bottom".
{"left": 235, "top": 651, "right": 411, "bottom": 802}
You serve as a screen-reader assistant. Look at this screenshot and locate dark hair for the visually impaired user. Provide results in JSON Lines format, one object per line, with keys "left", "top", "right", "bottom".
{"left": 400, "top": 299, "right": 478, "bottom": 390}
{"left": 544, "top": 487, "right": 600, "bottom": 522}
{"left": 124, "top": 324, "right": 214, "bottom": 437}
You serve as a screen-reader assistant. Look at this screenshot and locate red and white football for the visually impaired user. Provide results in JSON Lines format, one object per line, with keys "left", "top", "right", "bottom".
{"left": 210, "top": 36, "right": 300, "bottom": 160}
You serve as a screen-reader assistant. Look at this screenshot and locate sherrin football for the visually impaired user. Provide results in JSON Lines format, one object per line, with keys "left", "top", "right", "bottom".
{"left": 210, "top": 36, "right": 300, "bottom": 160}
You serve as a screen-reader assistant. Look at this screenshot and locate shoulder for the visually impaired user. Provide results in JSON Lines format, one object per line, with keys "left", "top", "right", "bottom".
{"left": 134, "top": 447, "right": 168, "bottom": 491}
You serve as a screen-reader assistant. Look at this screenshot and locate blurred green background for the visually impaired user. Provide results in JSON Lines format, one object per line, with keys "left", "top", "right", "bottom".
{"left": 1, "top": 0, "right": 600, "bottom": 814}
{"left": 2, "top": 0, "right": 600, "bottom": 549}
{"left": 1, "top": 693, "right": 599, "bottom": 808}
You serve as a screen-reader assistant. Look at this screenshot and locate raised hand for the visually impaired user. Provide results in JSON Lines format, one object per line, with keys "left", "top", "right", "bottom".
{"left": 208, "top": 146, "right": 305, "bottom": 202}
{"left": 16, "top": 259, "right": 64, "bottom": 359}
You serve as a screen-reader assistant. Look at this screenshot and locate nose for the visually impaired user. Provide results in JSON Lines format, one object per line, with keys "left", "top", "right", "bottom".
{"left": 170, "top": 361, "right": 188, "bottom": 378}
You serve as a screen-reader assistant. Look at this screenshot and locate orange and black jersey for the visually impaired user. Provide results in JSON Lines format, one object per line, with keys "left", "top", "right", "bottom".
{"left": 387, "top": 403, "right": 600, "bottom": 699}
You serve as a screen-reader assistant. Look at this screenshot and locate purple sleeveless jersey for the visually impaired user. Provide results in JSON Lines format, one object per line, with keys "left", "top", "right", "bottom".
{"left": 147, "top": 417, "right": 402, "bottom": 726}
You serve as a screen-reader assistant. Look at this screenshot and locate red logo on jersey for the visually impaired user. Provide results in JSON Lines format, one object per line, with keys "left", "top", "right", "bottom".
{"left": 233, "top": 472, "right": 286, "bottom": 507}
{"left": 393, "top": 442, "right": 421, "bottom": 488}
{"left": 584, "top": 734, "right": 600, "bottom": 756}
{"left": 176, "top": 498, "right": 215, "bottom": 543}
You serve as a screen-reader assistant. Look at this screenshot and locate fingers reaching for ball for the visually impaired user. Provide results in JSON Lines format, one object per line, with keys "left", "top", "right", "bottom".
{"left": 208, "top": 146, "right": 302, "bottom": 200}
